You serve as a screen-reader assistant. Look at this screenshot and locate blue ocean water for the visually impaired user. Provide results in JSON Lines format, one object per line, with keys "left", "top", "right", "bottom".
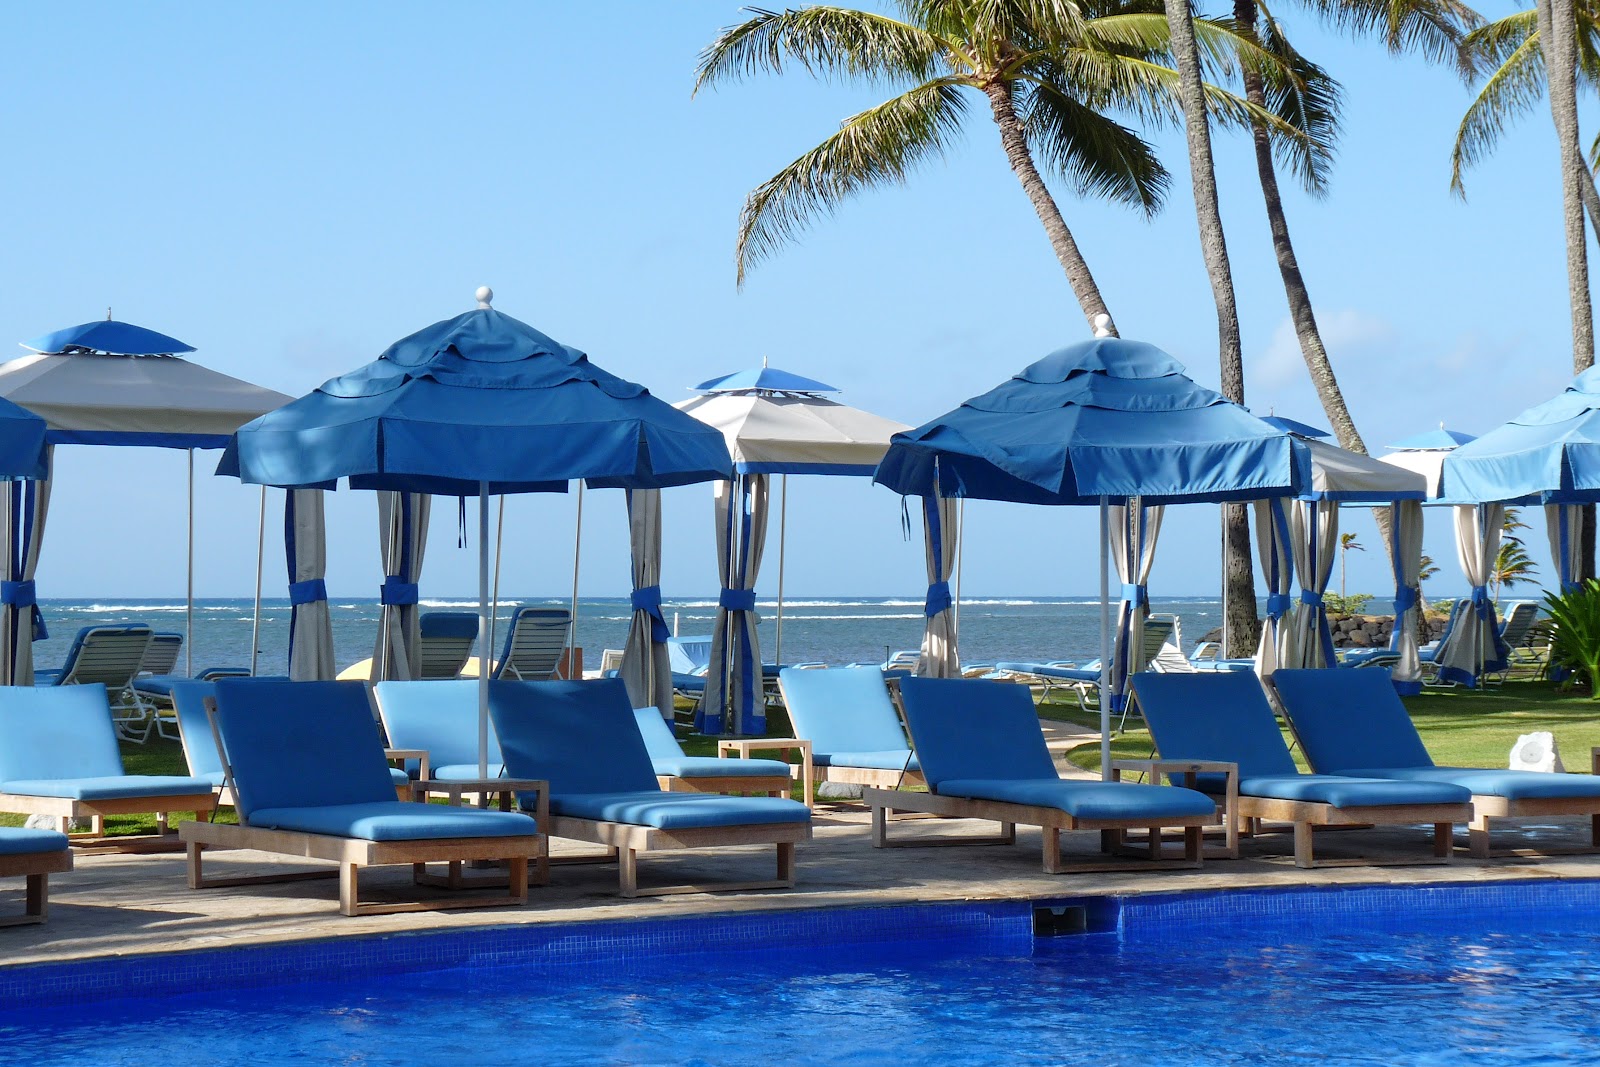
{"left": 27, "top": 594, "right": 1236, "bottom": 676}
{"left": 3, "top": 907, "right": 1599, "bottom": 1065}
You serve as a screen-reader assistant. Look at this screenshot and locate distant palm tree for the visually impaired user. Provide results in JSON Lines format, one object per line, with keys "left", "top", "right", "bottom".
{"left": 1493, "top": 507, "right": 1540, "bottom": 604}
{"left": 695, "top": 0, "right": 1308, "bottom": 330}
{"left": 1339, "top": 531, "right": 1364, "bottom": 599}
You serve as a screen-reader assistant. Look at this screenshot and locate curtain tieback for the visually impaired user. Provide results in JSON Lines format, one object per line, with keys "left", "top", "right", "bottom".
{"left": 1393, "top": 585, "right": 1421, "bottom": 614}
{"left": 1470, "top": 585, "right": 1493, "bottom": 614}
{"left": 0, "top": 580, "right": 36, "bottom": 608}
{"left": 1299, "top": 589, "right": 1324, "bottom": 608}
{"left": 380, "top": 578, "right": 419, "bottom": 606}
{"left": 1121, "top": 584, "right": 1149, "bottom": 610}
{"left": 630, "top": 585, "right": 670, "bottom": 642}
{"left": 924, "top": 581, "right": 952, "bottom": 618}
{"left": 1265, "top": 593, "right": 1292, "bottom": 619}
{"left": 289, "top": 579, "right": 327, "bottom": 606}
{"left": 719, "top": 588, "right": 757, "bottom": 613}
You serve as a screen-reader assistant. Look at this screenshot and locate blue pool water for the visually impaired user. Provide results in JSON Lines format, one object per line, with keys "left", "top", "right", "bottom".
{"left": 4, "top": 887, "right": 1600, "bottom": 1066}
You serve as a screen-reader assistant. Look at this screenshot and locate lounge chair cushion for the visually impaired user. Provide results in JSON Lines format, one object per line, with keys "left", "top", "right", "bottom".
{"left": 0, "top": 827, "right": 70, "bottom": 855}
{"left": 652, "top": 756, "right": 791, "bottom": 779}
{"left": 0, "top": 775, "right": 213, "bottom": 801}
{"left": 549, "top": 791, "right": 810, "bottom": 829}
{"left": 1231, "top": 774, "right": 1470, "bottom": 808}
{"left": 992, "top": 662, "right": 1099, "bottom": 682}
{"left": 374, "top": 680, "right": 504, "bottom": 772}
{"left": 937, "top": 779, "right": 1216, "bottom": 820}
{"left": 246, "top": 801, "right": 536, "bottom": 841}
{"left": 0, "top": 685, "right": 127, "bottom": 782}
{"left": 898, "top": 677, "right": 1058, "bottom": 788}
{"left": 812, "top": 750, "right": 922, "bottom": 771}
{"left": 212, "top": 680, "right": 401, "bottom": 818}
{"left": 778, "top": 667, "right": 912, "bottom": 760}
{"left": 1272, "top": 669, "right": 1437, "bottom": 772}
{"left": 1130, "top": 671, "right": 1302, "bottom": 778}
{"left": 488, "top": 679, "right": 660, "bottom": 795}
{"left": 431, "top": 763, "right": 509, "bottom": 782}
{"left": 132, "top": 675, "right": 181, "bottom": 698}
{"left": 1331, "top": 767, "right": 1600, "bottom": 801}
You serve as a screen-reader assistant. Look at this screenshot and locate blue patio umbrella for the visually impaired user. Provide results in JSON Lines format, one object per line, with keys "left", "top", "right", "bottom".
{"left": 220, "top": 290, "right": 733, "bottom": 770}
{"left": 1440, "top": 366, "right": 1600, "bottom": 507}
{"left": 876, "top": 337, "right": 1308, "bottom": 775}
{"left": 22, "top": 318, "right": 195, "bottom": 357}
{"left": 1261, "top": 414, "right": 1331, "bottom": 439}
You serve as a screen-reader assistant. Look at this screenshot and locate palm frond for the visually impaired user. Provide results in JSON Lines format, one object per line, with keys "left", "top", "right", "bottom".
{"left": 1296, "top": 0, "right": 1483, "bottom": 73}
{"left": 1450, "top": 34, "right": 1545, "bottom": 196}
{"left": 1461, "top": 8, "right": 1538, "bottom": 73}
{"left": 734, "top": 79, "right": 969, "bottom": 285}
{"left": 1248, "top": 7, "right": 1342, "bottom": 195}
{"left": 695, "top": 6, "right": 949, "bottom": 94}
{"left": 1019, "top": 76, "right": 1170, "bottom": 212}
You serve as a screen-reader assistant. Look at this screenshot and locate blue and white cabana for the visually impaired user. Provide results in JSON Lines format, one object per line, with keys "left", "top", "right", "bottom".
{"left": 219, "top": 289, "right": 732, "bottom": 773}
{"left": 677, "top": 366, "right": 907, "bottom": 734}
{"left": 875, "top": 336, "right": 1309, "bottom": 777}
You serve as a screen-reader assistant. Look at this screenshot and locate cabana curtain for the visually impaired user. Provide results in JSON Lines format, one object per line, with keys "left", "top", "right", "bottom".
{"left": 1546, "top": 504, "right": 1584, "bottom": 592}
{"left": 1251, "top": 497, "right": 1294, "bottom": 680}
{"left": 372, "top": 491, "right": 430, "bottom": 681}
{"left": 285, "top": 488, "right": 335, "bottom": 681}
{"left": 1387, "top": 500, "right": 1425, "bottom": 694}
{"left": 1436, "top": 503, "right": 1508, "bottom": 687}
{"left": 703, "top": 474, "right": 768, "bottom": 735}
{"left": 1109, "top": 501, "right": 1162, "bottom": 710}
{"left": 916, "top": 492, "right": 959, "bottom": 678}
{"left": 0, "top": 449, "right": 50, "bottom": 686}
{"left": 1286, "top": 500, "right": 1339, "bottom": 669}
{"left": 621, "top": 488, "right": 672, "bottom": 716}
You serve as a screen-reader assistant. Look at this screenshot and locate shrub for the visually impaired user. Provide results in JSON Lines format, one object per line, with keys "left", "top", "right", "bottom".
{"left": 1323, "top": 593, "right": 1373, "bottom": 616}
{"left": 1544, "top": 581, "right": 1600, "bottom": 698}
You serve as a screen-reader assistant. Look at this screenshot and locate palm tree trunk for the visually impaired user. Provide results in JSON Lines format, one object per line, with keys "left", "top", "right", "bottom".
{"left": 1536, "top": 0, "right": 1595, "bottom": 373}
{"left": 1164, "top": 0, "right": 1258, "bottom": 656}
{"left": 982, "top": 81, "right": 1118, "bottom": 336}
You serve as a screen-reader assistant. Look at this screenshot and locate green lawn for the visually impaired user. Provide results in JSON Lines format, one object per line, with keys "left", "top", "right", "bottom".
{"left": 1058, "top": 680, "right": 1600, "bottom": 773}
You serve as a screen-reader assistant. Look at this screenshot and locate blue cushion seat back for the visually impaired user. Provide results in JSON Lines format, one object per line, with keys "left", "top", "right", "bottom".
{"left": 1272, "top": 669, "right": 1436, "bottom": 773}
{"left": 631, "top": 707, "right": 686, "bottom": 761}
{"left": 373, "top": 680, "right": 503, "bottom": 769}
{"left": 169, "top": 681, "right": 223, "bottom": 780}
{"left": 488, "top": 679, "right": 660, "bottom": 795}
{"left": 897, "top": 677, "right": 1057, "bottom": 791}
{"left": 777, "top": 667, "right": 909, "bottom": 757}
{"left": 420, "top": 613, "right": 480, "bottom": 640}
{"left": 0, "top": 685, "right": 124, "bottom": 783}
{"left": 1129, "top": 671, "right": 1299, "bottom": 778}
{"left": 212, "top": 679, "right": 398, "bottom": 820}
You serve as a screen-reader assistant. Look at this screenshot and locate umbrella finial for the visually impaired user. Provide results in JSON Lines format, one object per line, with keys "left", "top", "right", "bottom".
{"left": 106, "top": 307, "right": 112, "bottom": 321}
{"left": 762, "top": 355, "right": 769, "bottom": 368}
{"left": 475, "top": 286, "right": 493, "bottom": 310}
{"left": 1091, "top": 313, "right": 1114, "bottom": 338}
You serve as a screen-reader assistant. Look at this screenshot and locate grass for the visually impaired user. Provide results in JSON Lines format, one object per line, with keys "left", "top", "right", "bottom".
{"left": 1058, "top": 680, "right": 1600, "bottom": 774}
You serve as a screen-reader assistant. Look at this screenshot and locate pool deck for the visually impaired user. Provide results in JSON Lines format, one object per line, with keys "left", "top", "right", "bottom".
{"left": 4, "top": 803, "right": 1599, "bottom": 970}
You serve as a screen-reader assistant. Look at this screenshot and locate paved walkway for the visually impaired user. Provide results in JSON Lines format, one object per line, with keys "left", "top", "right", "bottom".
{"left": 4, "top": 807, "right": 1597, "bottom": 969}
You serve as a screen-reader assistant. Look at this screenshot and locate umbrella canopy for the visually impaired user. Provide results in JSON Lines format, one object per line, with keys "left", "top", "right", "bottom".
{"left": 1389, "top": 427, "right": 1477, "bottom": 451}
{"left": 676, "top": 370, "right": 909, "bottom": 475}
{"left": 694, "top": 366, "right": 838, "bottom": 394}
{"left": 0, "top": 320, "right": 291, "bottom": 448}
{"left": 1295, "top": 436, "right": 1426, "bottom": 502}
{"left": 1379, "top": 428, "right": 1477, "bottom": 501}
{"left": 1261, "top": 414, "right": 1331, "bottom": 439}
{"left": 875, "top": 338, "right": 1306, "bottom": 503}
{"left": 219, "top": 307, "right": 731, "bottom": 493}
{"left": 1439, "top": 367, "right": 1600, "bottom": 504}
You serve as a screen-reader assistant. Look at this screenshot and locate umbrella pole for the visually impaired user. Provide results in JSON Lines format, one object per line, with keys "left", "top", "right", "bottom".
{"left": 478, "top": 482, "right": 490, "bottom": 779}
{"left": 954, "top": 498, "right": 964, "bottom": 632}
{"left": 186, "top": 449, "right": 195, "bottom": 677}
{"left": 569, "top": 482, "right": 584, "bottom": 676}
{"left": 250, "top": 486, "right": 265, "bottom": 677}
{"left": 776, "top": 474, "right": 786, "bottom": 666}
{"left": 1099, "top": 497, "right": 1111, "bottom": 781}
{"left": 489, "top": 495, "right": 505, "bottom": 674}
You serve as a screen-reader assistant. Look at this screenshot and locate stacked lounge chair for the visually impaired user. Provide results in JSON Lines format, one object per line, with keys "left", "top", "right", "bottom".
{"left": 0, "top": 685, "right": 215, "bottom": 850}
{"left": 987, "top": 616, "right": 1180, "bottom": 710}
{"left": 0, "top": 827, "right": 71, "bottom": 926}
{"left": 417, "top": 612, "right": 479, "bottom": 679}
{"left": 1274, "top": 667, "right": 1600, "bottom": 858}
{"left": 876, "top": 677, "right": 1216, "bottom": 872}
{"left": 36, "top": 624, "right": 155, "bottom": 742}
{"left": 776, "top": 666, "right": 924, "bottom": 799}
{"left": 181, "top": 679, "right": 545, "bottom": 916}
{"left": 489, "top": 679, "right": 811, "bottom": 897}
{"left": 491, "top": 607, "right": 571, "bottom": 680}
{"left": 1130, "top": 671, "right": 1473, "bottom": 868}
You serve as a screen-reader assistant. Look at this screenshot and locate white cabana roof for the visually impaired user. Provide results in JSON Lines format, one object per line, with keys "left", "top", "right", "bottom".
{"left": 1301, "top": 437, "right": 1426, "bottom": 501}
{"left": 675, "top": 390, "right": 909, "bottom": 475}
{"left": 1380, "top": 449, "right": 1448, "bottom": 498}
{"left": 0, "top": 353, "right": 293, "bottom": 447}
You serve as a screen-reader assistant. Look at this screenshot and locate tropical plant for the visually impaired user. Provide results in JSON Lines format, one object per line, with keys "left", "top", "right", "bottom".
{"left": 1492, "top": 507, "right": 1540, "bottom": 603}
{"left": 1324, "top": 591, "right": 1373, "bottom": 615}
{"left": 694, "top": 0, "right": 1310, "bottom": 330}
{"left": 1544, "top": 579, "right": 1600, "bottom": 695}
{"left": 1339, "top": 531, "right": 1364, "bottom": 598}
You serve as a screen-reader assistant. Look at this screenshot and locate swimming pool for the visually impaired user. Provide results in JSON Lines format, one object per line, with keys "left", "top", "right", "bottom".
{"left": 5, "top": 881, "right": 1600, "bottom": 1066}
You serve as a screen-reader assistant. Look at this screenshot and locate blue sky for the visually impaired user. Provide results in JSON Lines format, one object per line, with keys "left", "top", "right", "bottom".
{"left": 0, "top": 1, "right": 1581, "bottom": 602}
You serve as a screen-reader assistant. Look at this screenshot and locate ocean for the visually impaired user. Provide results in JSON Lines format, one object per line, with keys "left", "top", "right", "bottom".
{"left": 27, "top": 595, "right": 1239, "bottom": 676}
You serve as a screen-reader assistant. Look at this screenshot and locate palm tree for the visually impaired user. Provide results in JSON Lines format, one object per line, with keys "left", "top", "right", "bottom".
{"left": 694, "top": 0, "right": 1308, "bottom": 331}
{"left": 1339, "top": 531, "right": 1364, "bottom": 598}
{"left": 1492, "top": 507, "right": 1540, "bottom": 603}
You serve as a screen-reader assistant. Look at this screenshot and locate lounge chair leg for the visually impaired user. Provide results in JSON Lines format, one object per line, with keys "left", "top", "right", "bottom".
{"left": 1433, "top": 823, "right": 1454, "bottom": 860}
{"left": 777, "top": 841, "right": 796, "bottom": 887}
{"left": 1184, "top": 825, "right": 1202, "bottom": 865}
{"left": 1042, "top": 827, "right": 1062, "bottom": 874}
{"left": 1468, "top": 822, "right": 1492, "bottom": 860}
{"left": 186, "top": 842, "right": 205, "bottom": 889}
{"left": 1591, "top": 812, "right": 1599, "bottom": 848}
{"left": 157, "top": 812, "right": 169, "bottom": 835}
{"left": 25, "top": 873, "right": 46, "bottom": 921}
{"left": 999, "top": 821, "right": 1016, "bottom": 845}
{"left": 871, "top": 803, "right": 887, "bottom": 848}
{"left": 1293, "top": 823, "right": 1314, "bottom": 868}
{"left": 339, "top": 862, "right": 360, "bottom": 916}
{"left": 619, "top": 848, "right": 639, "bottom": 898}
{"left": 508, "top": 857, "right": 529, "bottom": 904}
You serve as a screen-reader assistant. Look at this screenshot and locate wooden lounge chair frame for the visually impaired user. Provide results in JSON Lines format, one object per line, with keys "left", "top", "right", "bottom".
{"left": 0, "top": 789, "right": 216, "bottom": 854}
{"left": 0, "top": 848, "right": 73, "bottom": 927}
{"left": 656, "top": 771, "right": 793, "bottom": 797}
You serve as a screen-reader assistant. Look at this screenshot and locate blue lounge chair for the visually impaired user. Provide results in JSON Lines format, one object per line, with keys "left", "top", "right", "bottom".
{"left": 1274, "top": 668, "right": 1600, "bottom": 858}
{"left": 882, "top": 677, "right": 1216, "bottom": 872}
{"left": 180, "top": 679, "right": 545, "bottom": 916}
{"left": 175, "top": 680, "right": 407, "bottom": 805}
{"left": 631, "top": 707, "right": 793, "bottom": 797}
{"left": 0, "top": 827, "right": 71, "bottom": 927}
{"left": 1130, "top": 671, "right": 1474, "bottom": 868}
{"left": 492, "top": 607, "right": 571, "bottom": 680}
{"left": 372, "top": 679, "right": 506, "bottom": 785}
{"left": 418, "top": 612, "right": 479, "bottom": 679}
{"left": 776, "top": 666, "right": 924, "bottom": 797}
{"left": 36, "top": 624, "right": 155, "bottom": 743}
{"left": 489, "top": 679, "right": 811, "bottom": 897}
{"left": 0, "top": 685, "right": 216, "bottom": 850}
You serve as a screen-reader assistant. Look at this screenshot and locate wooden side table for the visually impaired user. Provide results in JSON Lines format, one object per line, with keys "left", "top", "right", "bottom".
{"left": 410, "top": 777, "right": 550, "bottom": 887}
{"left": 1111, "top": 758, "right": 1239, "bottom": 860}
{"left": 719, "top": 738, "right": 813, "bottom": 808}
